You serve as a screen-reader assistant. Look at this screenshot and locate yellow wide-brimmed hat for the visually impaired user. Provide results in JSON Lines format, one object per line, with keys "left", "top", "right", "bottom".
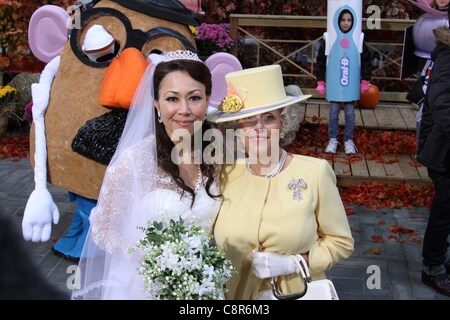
{"left": 207, "top": 65, "right": 311, "bottom": 123}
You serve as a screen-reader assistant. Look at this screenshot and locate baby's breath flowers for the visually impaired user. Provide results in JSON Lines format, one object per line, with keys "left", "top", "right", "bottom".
{"left": 130, "top": 217, "right": 234, "bottom": 300}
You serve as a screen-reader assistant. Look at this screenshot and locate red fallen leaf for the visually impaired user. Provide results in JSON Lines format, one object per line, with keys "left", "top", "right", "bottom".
{"left": 384, "top": 158, "right": 400, "bottom": 164}
{"left": 347, "top": 155, "right": 363, "bottom": 163}
{"left": 0, "top": 134, "right": 30, "bottom": 160}
{"left": 52, "top": 237, "right": 60, "bottom": 243}
{"left": 378, "top": 220, "right": 385, "bottom": 225}
{"left": 367, "top": 248, "right": 381, "bottom": 255}
{"left": 410, "top": 161, "right": 423, "bottom": 167}
{"left": 409, "top": 237, "right": 422, "bottom": 244}
{"left": 350, "top": 227, "right": 360, "bottom": 233}
{"left": 387, "top": 235, "right": 405, "bottom": 243}
{"left": 371, "top": 235, "right": 384, "bottom": 243}
{"left": 345, "top": 207, "right": 355, "bottom": 215}
{"left": 389, "top": 225, "right": 419, "bottom": 236}
{"left": 307, "top": 115, "right": 323, "bottom": 123}
{"left": 339, "top": 182, "right": 435, "bottom": 210}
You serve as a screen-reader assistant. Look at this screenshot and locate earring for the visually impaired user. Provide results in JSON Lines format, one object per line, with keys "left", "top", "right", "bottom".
{"left": 157, "top": 110, "right": 163, "bottom": 123}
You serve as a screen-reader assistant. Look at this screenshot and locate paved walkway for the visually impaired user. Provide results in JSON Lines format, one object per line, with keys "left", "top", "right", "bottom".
{"left": 1, "top": 158, "right": 448, "bottom": 300}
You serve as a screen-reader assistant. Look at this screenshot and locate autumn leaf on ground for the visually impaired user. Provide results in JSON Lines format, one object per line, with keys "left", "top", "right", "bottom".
{"left": 387, "top": 235, "right": 405, "bottom": 243}
{"left": 0, "top": 134, "right": 30, "bottom": 160}
{"left": 389, "top": 225, "right": 419, "bottom": 236}
{"left": 367, "top": 248, "right": 381, "bottom": 255}
{"left": 371, "top": 235, "right": 384, "bottom": 243}
{"left": 410, "top": 161, "right": 423, "bottom": 167}
{"left": 286, "top": 124, "right": 417, "bottom": 162}
{"left": 339, "top": 182, "right": 434, "bottom": 210}
{"left": 345, "top": 207, "right": 355, "bottom": 215}
{"left": 408, "top": 237, "right": 422, "bottom": 244}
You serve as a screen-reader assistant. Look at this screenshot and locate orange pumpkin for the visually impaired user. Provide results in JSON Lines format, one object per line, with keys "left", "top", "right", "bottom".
{"left": 358, "top": 84, "right": 380, "bottom": 109}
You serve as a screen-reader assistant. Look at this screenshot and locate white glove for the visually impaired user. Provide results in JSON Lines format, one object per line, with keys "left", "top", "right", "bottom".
{"left": 22, "top": 56, "right": 60, "bottom": 242}
{"left": 23, "top": 188, "right": 60, "bottom": 242}
{"left": 252, "top": 251, "right": 304, "bottom": 279}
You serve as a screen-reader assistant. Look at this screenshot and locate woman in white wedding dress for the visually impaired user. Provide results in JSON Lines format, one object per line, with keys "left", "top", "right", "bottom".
{"left": 72, "top": 51, "right": 222, "bottom": 299}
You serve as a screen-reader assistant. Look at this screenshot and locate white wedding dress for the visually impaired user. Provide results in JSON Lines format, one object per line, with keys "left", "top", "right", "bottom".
{"left": 72, "top": 136, "right": 222, "bottom": 299}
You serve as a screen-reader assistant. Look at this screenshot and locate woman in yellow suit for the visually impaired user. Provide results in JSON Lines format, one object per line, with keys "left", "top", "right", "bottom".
{"left": 208, "top": 65, "right": 354, "bottom": 300}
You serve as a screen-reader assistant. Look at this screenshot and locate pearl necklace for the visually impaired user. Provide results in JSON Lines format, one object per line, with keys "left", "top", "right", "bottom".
{"left": 247, "top": 149, "right": 287, "bottom": 178}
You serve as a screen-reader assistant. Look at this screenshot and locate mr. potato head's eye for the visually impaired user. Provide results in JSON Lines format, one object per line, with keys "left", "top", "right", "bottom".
{"left": 70, "top": 8, "right": 131, "bottom": 68}
{"left": 70, "top": 7, "right": 197, "bottom": 68}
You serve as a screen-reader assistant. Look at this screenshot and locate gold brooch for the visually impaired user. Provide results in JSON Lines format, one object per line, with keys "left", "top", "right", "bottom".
{"left": 288, "top": 178, "right": 307, "bottom": 201}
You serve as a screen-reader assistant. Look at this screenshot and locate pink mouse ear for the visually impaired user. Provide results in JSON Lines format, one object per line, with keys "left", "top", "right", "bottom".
{"left": 28, "top": 5, "right": 70, "bottom": 63}
{"left": 205, "top": 52, "right": 243, "bottom": 109}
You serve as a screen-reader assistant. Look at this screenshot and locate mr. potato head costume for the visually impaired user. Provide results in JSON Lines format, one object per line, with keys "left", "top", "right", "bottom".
{"left": 22, "top": 0, "right": 242, "bottom": 260}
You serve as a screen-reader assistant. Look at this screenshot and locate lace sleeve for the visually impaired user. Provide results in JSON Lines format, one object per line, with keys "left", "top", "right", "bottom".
{"left": 90, "top": 136, "right": 157, "bottom": 255}
{"left": 90, "top": 151, "right": 135, "bottom": 255}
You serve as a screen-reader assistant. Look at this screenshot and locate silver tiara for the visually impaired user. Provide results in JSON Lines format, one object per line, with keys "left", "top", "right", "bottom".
{"left": 161, "top": 50, "right": 203, "bottom": 62}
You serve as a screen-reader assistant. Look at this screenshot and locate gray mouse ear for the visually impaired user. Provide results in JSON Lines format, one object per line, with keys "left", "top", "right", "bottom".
{"left": 205, "top": 52, "right": 243, "bottom": 110}
{"left": 28, "top": 5, "right": 70, "bottom": 63}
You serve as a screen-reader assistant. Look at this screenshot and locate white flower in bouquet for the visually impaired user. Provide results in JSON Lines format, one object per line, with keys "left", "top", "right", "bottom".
{"left": 130, "top": 217, "right": 235, "bottom": 300}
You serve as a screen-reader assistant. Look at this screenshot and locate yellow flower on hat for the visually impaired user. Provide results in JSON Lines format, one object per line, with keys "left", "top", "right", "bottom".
{"left": 219, "top": 83, "right": 246, "bottom": 113}
{"left": 219, "top": 95, "right": 243, "bottom": 113}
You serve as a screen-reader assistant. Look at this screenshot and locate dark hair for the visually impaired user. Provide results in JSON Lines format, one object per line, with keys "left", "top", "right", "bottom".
{"left": 153, "top": 59, "right": 219, "bottom": 205}
{"left": 431, "top": 0, "right": 449, "bottom": 11}
{"left": 338, "top": 9, "right": 353, "bottom": 34}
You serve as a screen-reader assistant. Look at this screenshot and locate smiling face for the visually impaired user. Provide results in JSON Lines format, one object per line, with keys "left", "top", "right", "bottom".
{"left": 39, "top": 0, "right": 198, "bottom": 199}
{"left": 236, "top": 109, "right": 282, "bottom": 159}
{"left": 339, "top": 12, "right": 353, "bottom": 33}
{"left": 155, "top": 70, "right": 208, "bottom": 139}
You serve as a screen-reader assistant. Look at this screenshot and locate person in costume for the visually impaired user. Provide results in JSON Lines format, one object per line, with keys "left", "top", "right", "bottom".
{"left": 315, "top": 2, "right": 372, "bottom": 155}
{"left": 22, "top": 0, "right": 241, "bottom": 260}
{"left": 208, "top": 65, "right": 354, "bottom": 300}
{"left": 72, "top": 51, "right": 222, "bottom": 300}
{"left": 51, "top": 24, "right": 116, "bottom": 261}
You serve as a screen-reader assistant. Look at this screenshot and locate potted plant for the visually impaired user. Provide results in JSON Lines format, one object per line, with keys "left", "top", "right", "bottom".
{"left": 0, "top": 84, "right": 20, "bottom": 134}
{"left": 194, "top": 23, "right": 234, "bottom": 58}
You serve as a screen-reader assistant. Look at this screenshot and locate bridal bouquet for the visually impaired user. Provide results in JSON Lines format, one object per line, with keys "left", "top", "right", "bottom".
{"left": 131, "top": 217, "right": 234, "bottom": 300}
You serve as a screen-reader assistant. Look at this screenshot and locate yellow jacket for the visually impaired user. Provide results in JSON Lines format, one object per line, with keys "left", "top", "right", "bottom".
{"left": 214, "top": 154, "right": 354, "bottom": 300}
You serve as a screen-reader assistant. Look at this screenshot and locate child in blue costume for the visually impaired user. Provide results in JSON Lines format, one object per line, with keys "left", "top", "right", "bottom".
{"left": 315, "top": 9, "right": 372, "bottom": 154}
